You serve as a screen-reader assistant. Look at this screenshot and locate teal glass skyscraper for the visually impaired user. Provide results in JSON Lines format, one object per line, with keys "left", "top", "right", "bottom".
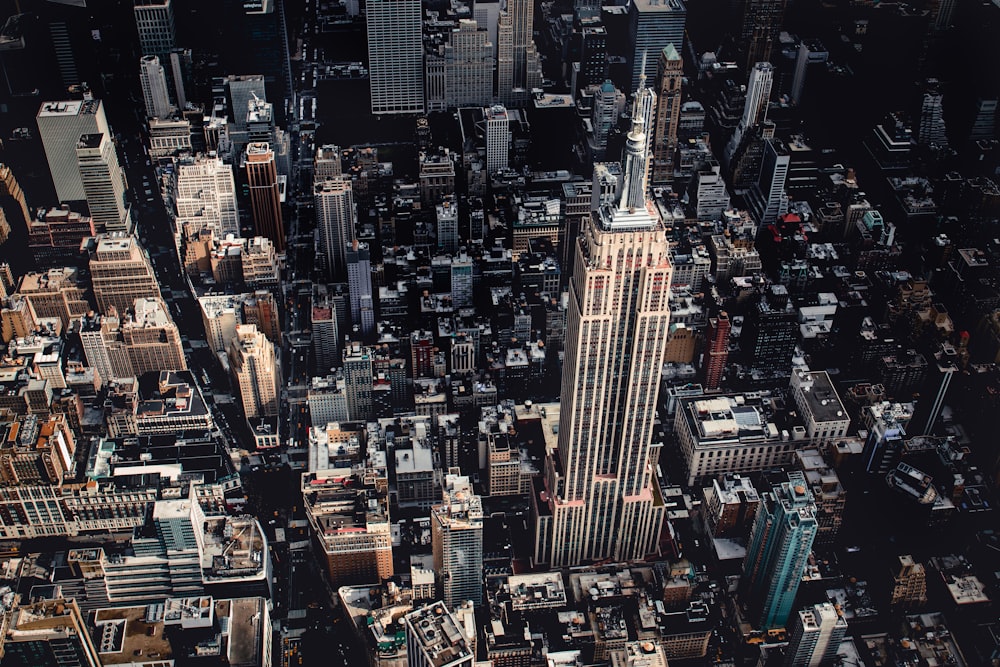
{"left": 742, "top": 471, "right": 817, "bottom": 629}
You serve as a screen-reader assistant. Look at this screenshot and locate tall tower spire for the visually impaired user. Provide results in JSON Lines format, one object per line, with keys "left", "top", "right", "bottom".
{"left": 618, "top": 58, "right": 656, "bottom": 214}
{"left": 619, "top": 113, "right": 649, "bottom": 213}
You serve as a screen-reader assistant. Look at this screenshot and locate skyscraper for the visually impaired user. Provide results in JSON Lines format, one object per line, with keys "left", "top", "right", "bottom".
{"left": 36, "top": 98, "right": 110, "bottom": 203}
{"left": 628, "top": 0, "right": 686, "bottom": 94}
{"left": 312, "top": 301, "right": 339, "bottom": 375}
{"left": 139, "top": 55, "right": 174, "bottom": 119}
{"left": 451, "top": 252, "right": 474, "bottom": 308}
{"left": 969, "top": 98, "right": 997, "bottom": 142}
{"left": 76, "top": 133, "right": 131, "bottom": 234}
{"left": 315, "top": 177, "right": 356, "bottom": 280}
{"left": 485, "top": 105, "right": 511, "bottom": 172}
{"left": 739, "top": 0, "right": 785, "bottom": 72}
{"left": 436, "top": 198, "right": 459, "bottom": 253}
{"left": 651, "top": 44, "right": 683, "bottom": 184}
{"left": 743, "top": 62, "right": 774, "bottom": 126}
{"left": 79, "top": 312, "right": 130, "bottom": 382}
{"left": 229, "top": 323, "right": 281, "bottom": 418}
{"left": 220, "top": 0, "right": 290, "bottom": 117}
{"left": 918, "top": 79, "right": 948, "bottom": 148}
{"left": 122, "top": 297, "right": 187, "bottom": 376}
{"left": 346, "top": 241, "right": 375, "bottom": 338}
{"left": 343, "top": 342, "right": 374, "bottom": 421}
{"left": 243, "top": 290, "right": 282, "bottom": 345}
{"left": 784, "top": 602, "right": 848, "bottom": 667}
{"left": 367, "top": 0, "right": 424, "bottom": 114}
{"left": 741, "top": 286, "right": 797, "bottom": 375}
{"left": 198, "top": 294, "right": 246, "bottom": 353}
{"left": 703, "top": 311, "right": 730, "bottom": 390}
{"left": 589, "top": 82, "right": 625, "bottom": 159}
{"left": 576, "top": 25, "right": 609, "bottom": 92}
{"left": 535, "top": 84, "right": 673, "bottom": 567}
{"left": 742, "top": 471, "right": 818, "bottom": 629}
{"left": 1, "top": 297, "right": 35, "bottom": 344}
{"left": 169, "top": 48, "right": 192, "bottom": 108}
{"left": 303, "top": 470, "right": 393, "bottom": 588}
{"left": 314, "top": 144, "right": 342, "bottom": 181}
{"left": 474, "top": 0, "right": 501, "bottom": 47}
{"left": 890, "top": 554, "right": 927, "bottom": 611}
{"left": 225, "top": 75, "right": 267, "bottom": 136}
{"left": 88, "top": 234, "right": 162, "bottom": 316}
{"left": 506, "top": 0, "right": 533, "bottom": 87}
{"left": 432, "top": 474, "right": 484, "bottom": 608}
{"left": 134, "top": 0, "right": 176, "bottom": 59}
{"left": 690, "top": 158, "right": 730, "bottom": 219}
{"left": 497, "top": 11, "right": 515, "bottom": 103}
{"left": 245, "top": 142, "right": 285, "bottom": 252}
{"left": 445, "top": 20, "right": 495, "bottom": 108}
{"left": 746, "top": 137, "right": 789, "bottom": 224}
{"left": 725, "top": 62, "right": 774, "bottom": 166}
{"left": 174, "top": 154, "right": 240, "bottom": 239}
{"left": 497, "top": 0, "right": 543, "bottom": 106}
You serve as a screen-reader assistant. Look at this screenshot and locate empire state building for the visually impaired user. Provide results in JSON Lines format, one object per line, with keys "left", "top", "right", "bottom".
{"left": 534, "top": 83, "right": 673, "bottom": 566}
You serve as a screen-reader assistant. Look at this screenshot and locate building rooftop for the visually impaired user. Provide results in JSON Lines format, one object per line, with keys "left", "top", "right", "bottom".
{"left": 38, "top": 99, "right": 98, "bottom": 118}
{"left": 631, "top": 0, "right": 686, "bottom": 13}
{"left": 17, "top": 267, "right": 81, "bottom": 293}
{"left": 161, "top": 596, "right": 214, "bottom": 628}
{"left": 902, "top": 613, "right": 968, "bottom": 667}
{"left": 396, "top": 437, "right": 434, "bottom": 474}
{"left": 92, "top": 604, "right": 173, "bottom": 664}
{"left": 611, "top": 642, "right": 669, "bottom": 667}
{"left": 217, "top": 597, "right": 267, "bottom": 666}
{"left": 77, "top": 133, "right": 104, "bottom": 149}
{"left": 94, "top": 234, "right": 140, "bottom": 255}
{"left": 570, "top": 567, "right": 654, "bottom": 603}
{"left": 405, "top": 602, "right": 473, "bottom": 667}
{"left": 339, "top": 584, "right": 411, "bottom": 659}
{"left": 507, "top": 572, "right": 567, "bottom": 610}
{"left": 930, "top": 555, "right": 991, "bottom": 606}
{"left": 200, "top": 515, "right": 268, "bottom": 582}
{"left": 246, "top": 142, "right": 272, "bottom": 158}
{"left": 198, "top": 293, "right": 250, "bottom": 316}
{"left": 435, "top": 474, "right": 483, "bottom": 528}
{"left": 136, "top": 371, "right": 210, "bottom": 421}
{"left": 791, "top": 370, "right": 848, "bottom": 424}
{"left": 886, "top": 462, "right": 938, "bottom": 505}
{"left": 685, "top": 396, "right": 771, "bottom": 442}
{"left": 302, "top": 470, "right": 390, "bottom": 538}
{"left": 127, "top": 297, "right": 171, "bottom": 327}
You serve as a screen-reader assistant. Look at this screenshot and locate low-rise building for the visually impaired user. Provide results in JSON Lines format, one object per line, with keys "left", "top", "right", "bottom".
{"left": 302, "top": 469, "right": 393, "bottom": 588}
{"left": 674, "top": 393, "right": 807, "bottom": 486}
{"left": 789, "top": 370, "right": 850, "bottom": 445}
{"left": 135, "top": 371, "right": 213, "bottom": 435}
{"left": 404, "top": 601, "right": 475, "bottom": 667}
{"left": 795, "top": 448, "right": 846, "bottom": 544}
{"left": 890, "top": 554, "right": 927, "bottom": 611}
{"left": 339, "top": 583, "right": 413, "bottom": 667}
{"left": 611, "top": 641, "right": 670, "bottom": 667}
{"left": 3, "top": 597, "right": 100, "bottom": 667}
{"left": 702, "top": 473, "right": 760, "bottom": 538}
